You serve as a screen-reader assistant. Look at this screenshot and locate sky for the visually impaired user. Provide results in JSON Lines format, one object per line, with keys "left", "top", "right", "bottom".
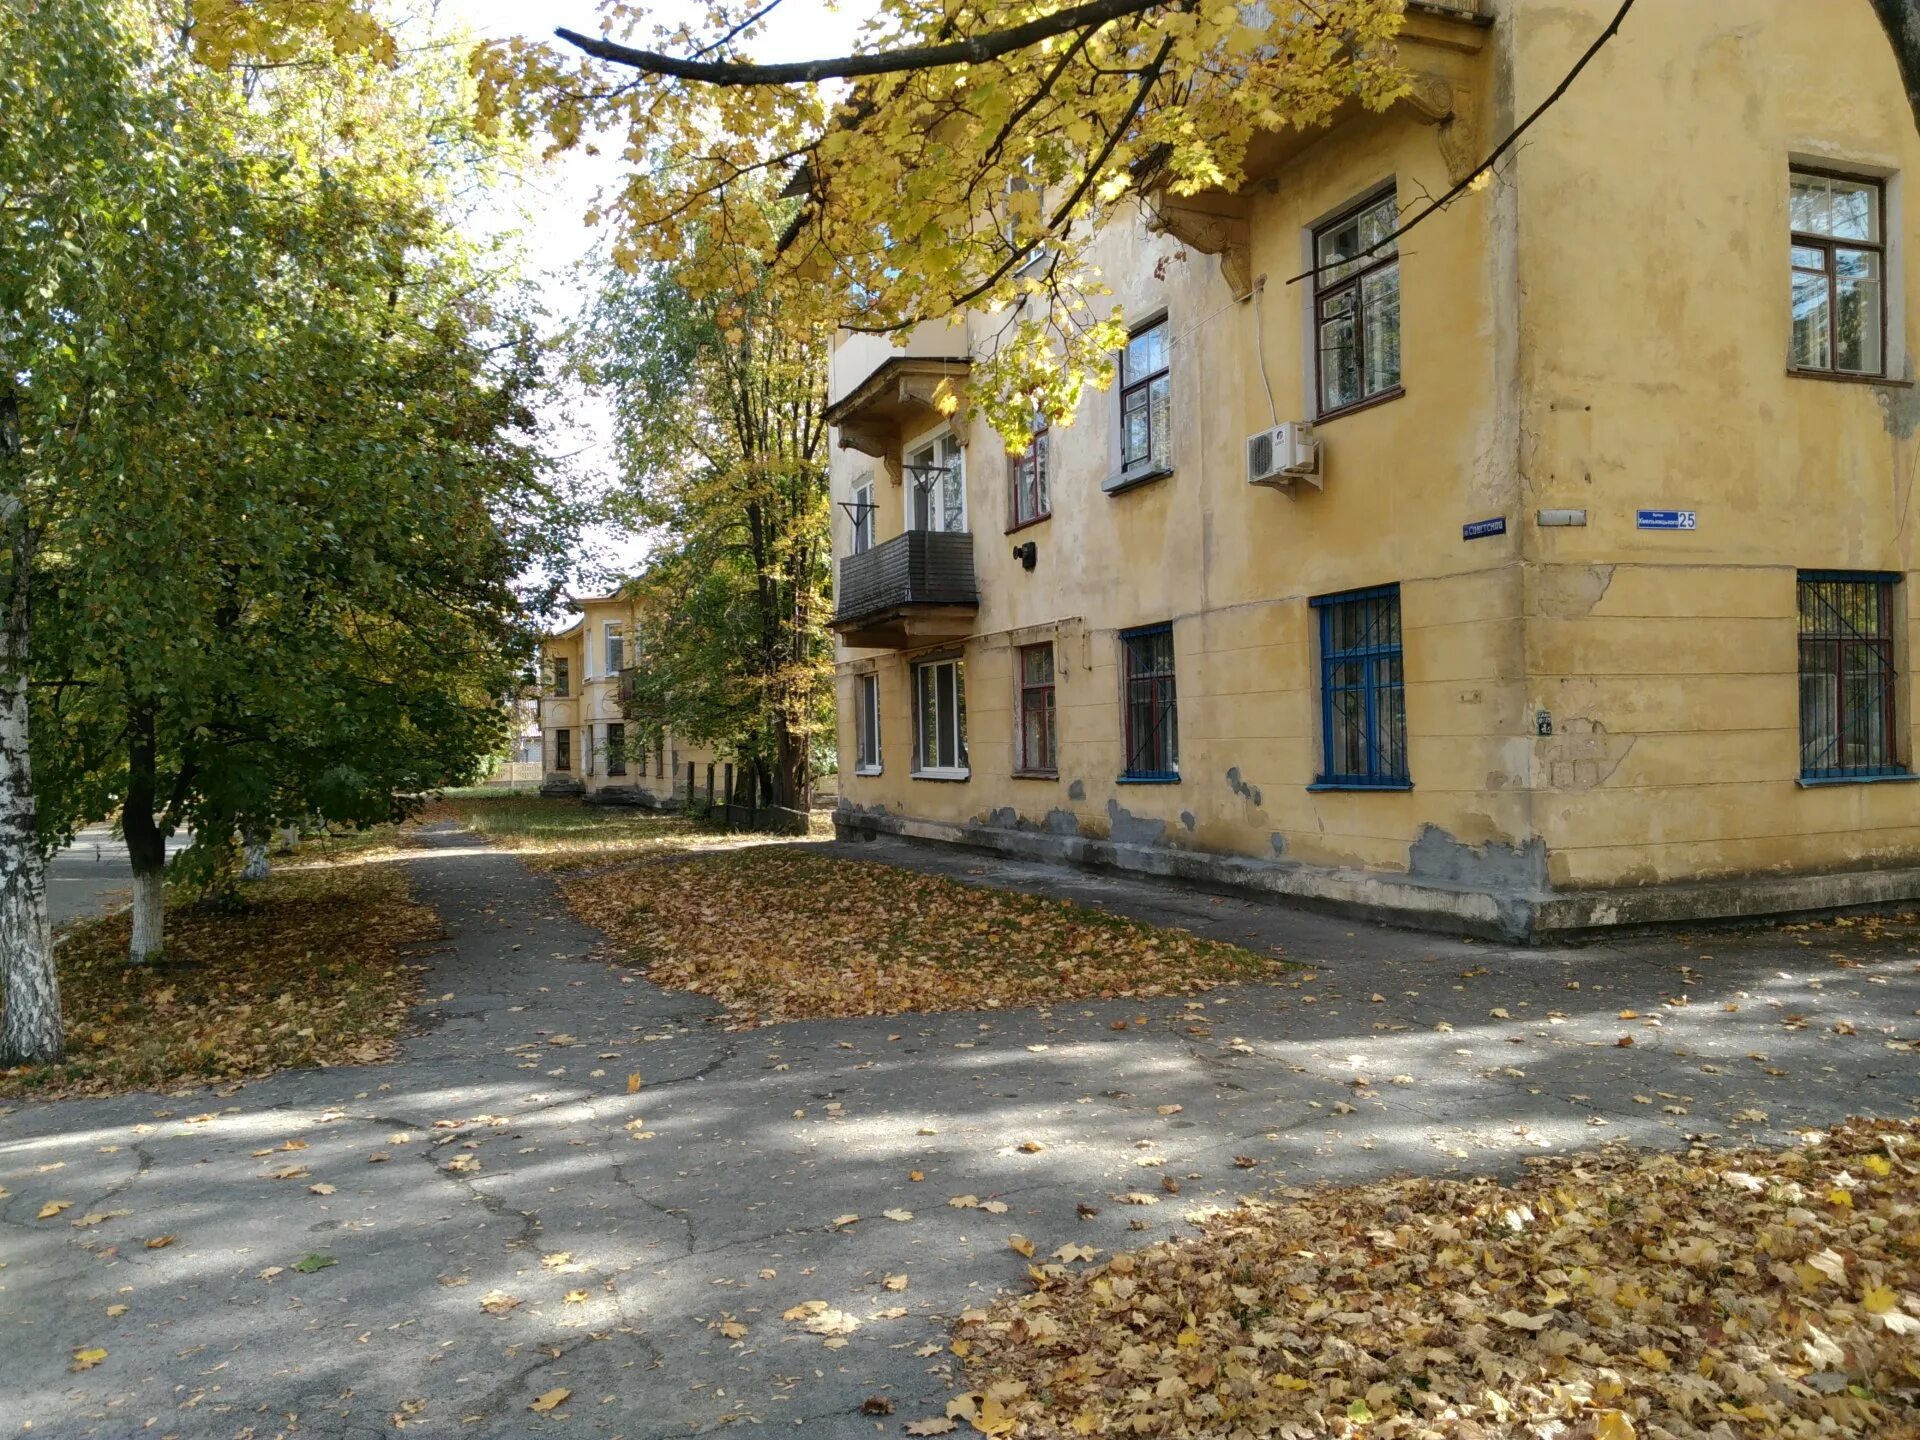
{"left": 422, "top": 1, "right": 872, "bottom": 591}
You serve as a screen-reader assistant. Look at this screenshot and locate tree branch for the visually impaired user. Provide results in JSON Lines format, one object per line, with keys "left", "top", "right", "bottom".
{"left": 555, "top": 0, "right": 1163, "bottom": 86}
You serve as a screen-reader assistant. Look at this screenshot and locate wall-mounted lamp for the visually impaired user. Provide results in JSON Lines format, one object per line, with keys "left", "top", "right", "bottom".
{"left": 1012, "top": 540, "right": 1038, "bottom": 571}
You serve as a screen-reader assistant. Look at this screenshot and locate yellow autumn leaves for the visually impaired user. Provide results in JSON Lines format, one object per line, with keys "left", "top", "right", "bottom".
{"left": 564, "top": 847, "right": 1285, "bottom": 1025}
{"left": 955, "top": 1117, "right": 1920, "bottom": 1438}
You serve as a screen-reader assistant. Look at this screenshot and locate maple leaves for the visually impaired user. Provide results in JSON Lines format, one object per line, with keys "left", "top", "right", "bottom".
{"left": 953, "top": 1118, "right": 1920, "bottom": 1438}
{"left": 565, "top": 848, "right": 1283, "bottom": 1025}
{"left": 0, "top": 861, "right": 434, "bottom": 1098}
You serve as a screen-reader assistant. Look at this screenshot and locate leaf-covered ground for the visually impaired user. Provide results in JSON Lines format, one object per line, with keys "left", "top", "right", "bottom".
{"left": 423, "top": 791, "right": 811, "bottom": 873}
{"left": 947, "top": 1118, "right": 1920, "bottom": 1440}
{"left": 0, "top": 856, "right": 437, "bottom": 1100}
{"left": 564, "top": 847, "right": 1288, "bottom": 1025}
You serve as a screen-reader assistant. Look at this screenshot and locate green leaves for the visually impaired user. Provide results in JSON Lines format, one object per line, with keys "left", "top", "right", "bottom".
{"left": 290, "top": 1253, "right": 338, "bottom": 1274}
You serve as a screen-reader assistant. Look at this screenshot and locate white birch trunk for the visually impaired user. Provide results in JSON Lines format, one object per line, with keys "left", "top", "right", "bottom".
{"left": 242, "top": 830, "right": 269, "bottom": 881}
{"left": 0, "top": 639, "right": 59, "bottom": 1063}
{"left": 128, "top": 869, "right": 164, "bottom": 963}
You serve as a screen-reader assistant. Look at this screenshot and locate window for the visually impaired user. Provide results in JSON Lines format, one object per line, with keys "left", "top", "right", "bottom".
{"left": 552, "top": 657, "right": 570, "bottom": 698}
{"left": 908, "top": 433, "right": 966, "bottom": 532}
{"left": 1798, "top": 572, "right": 1903, "bottom": 779}
{"left": 855, "top": 672, "right": 882, "bottom": 773}
{"left": 1009, "top": 430, "right": 1050, "bottom": 528}
{"left": 1120, "top": 320, "right": 1171, "bottom": 473}
{"left": 555, "top": 728, "right": 571, "bottom": 772}
{"left": 1790, "top": 169, "right": 1885, "bottom": 376}
{"left": 655, "top": 730, "right": 666, "bottom": 778}
{"left": 605, "top": 722, "right": 626, "bottom": 776}
{"left": 912, "top": 656, "right": 968, "bottom": 776}
{"left": 1121, "top": 625, "right": 1177, "bottom": 779}
{"left": 1314, "top": 187, "right": 1402, "bottom": 416}
{"left": 1313, "top": 585, "right": 1409, "bottom": 789}
{"left": 605, "top": 623, "right": 625, "bottom": 675}
{"left": 851, "top": 477, "right": 876, "bottom": 554}
{"left": 1017, "top": 643, "right": 1057, "bottom": 775}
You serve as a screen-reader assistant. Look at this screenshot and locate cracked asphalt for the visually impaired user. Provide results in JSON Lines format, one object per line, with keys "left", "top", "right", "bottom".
{"left": 4, "top": 821, "right": 1920, "bottom": 1438}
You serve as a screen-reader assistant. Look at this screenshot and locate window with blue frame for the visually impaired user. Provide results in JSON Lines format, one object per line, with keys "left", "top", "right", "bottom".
{"left": 1312, "top": 585, "right": 1409, "bottom": 789}
{"left": 1798, "top": 571, "right": 1904, "bottom": 779}
{"left": 1121, "top": 624, "right": 1178, "bottom": 779}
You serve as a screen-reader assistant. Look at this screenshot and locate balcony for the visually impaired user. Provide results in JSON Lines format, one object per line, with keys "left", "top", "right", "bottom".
{"left": 831, "top": 530, "right": 979, "bottom": 650}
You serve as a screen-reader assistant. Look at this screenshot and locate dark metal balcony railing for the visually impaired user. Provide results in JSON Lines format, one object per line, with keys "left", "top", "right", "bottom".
{"left": 832, "top": 530, "right": 979, "bottom": 629}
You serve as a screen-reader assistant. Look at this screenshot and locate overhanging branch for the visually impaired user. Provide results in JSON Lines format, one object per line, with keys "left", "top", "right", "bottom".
{"left": 555, "top": 0, "right": 1164, "bottom": 85}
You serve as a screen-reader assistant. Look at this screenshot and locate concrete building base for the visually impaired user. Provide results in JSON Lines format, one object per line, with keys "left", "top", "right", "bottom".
{"left": 833, "top": 806, "right": 1920, "bottom": 942}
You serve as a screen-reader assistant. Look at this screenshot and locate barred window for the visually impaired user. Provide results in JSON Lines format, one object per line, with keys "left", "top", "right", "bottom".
{"left": 1121, "top": 625, "right": 1177, "bottom": 779}
{"left": 1313, "top": 585, "right": 1408, "bottom": 789}
{"left": 1798, "top": 571, "right": 1903, "bottom": 779}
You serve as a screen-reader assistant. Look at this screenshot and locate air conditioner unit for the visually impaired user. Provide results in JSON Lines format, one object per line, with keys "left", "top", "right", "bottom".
{"left": 1246, "top": 421, "right": 1321, "bottom": 491}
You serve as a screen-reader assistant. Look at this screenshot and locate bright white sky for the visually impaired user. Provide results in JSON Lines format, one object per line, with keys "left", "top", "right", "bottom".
{"left": 422, "top": 1, "right": 872, "bottom": 588}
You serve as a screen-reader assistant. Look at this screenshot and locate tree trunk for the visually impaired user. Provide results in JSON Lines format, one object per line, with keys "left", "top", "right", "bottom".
{"left": 0, "top": 391, "right": 60, "bottom": 1065}
{"left": 122, "top": 708, "right": 167, "bottom": 963}
{"left": 1870, "top": 0, "right": 1920, "bottom": 132}
{"left": 0, "top": 646, "right": 58, "bottom": 1063}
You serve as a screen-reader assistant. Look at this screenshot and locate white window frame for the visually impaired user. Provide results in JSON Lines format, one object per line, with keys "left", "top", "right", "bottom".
{"left": 854, "top": 671, "right": 882, "bottom": 774}
{"left": 852, "top": 477, "right": 876, "bottom": 554}
{"left": 905, "top": 425, "right": 966, "bottom": 533}
{"left": 911, "top": 655, "right": 969, "bottom": 779}
{"left": 605, "top": 622, "right": 625, "bottom": 675}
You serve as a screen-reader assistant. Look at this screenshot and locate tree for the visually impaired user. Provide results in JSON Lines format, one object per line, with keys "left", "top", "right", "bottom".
{"left": 581, "top": 244, "right": 832, "bottom": 810}
{"left": 1, "top": 0, "right": 563, "bottom": 1058}
{"left": 473, "top": 0, "right": 1411, "bottom": 439}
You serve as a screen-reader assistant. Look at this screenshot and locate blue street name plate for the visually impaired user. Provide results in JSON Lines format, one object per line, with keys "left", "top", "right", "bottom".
{"left": 1636, "top": 509, "right": 1697, "bottom": 530}
{"left": 1462, "top": 516, "right": 1507, "bottom": 541}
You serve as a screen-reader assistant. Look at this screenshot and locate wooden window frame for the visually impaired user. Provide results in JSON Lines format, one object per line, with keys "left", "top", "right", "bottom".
{"left": 1015, "top": 642, "right": 1058, "bottom": 776}
{"left": 851, "top": 478, "right": 876, "bottom": 554}
{"left": 654, "top": 730, "right": 666, "bottom": 778}
{"left": 1310, "top": 584, "right": 1410, "bottom": 791}
{"left": 1313, "top": 186, "right": 1403, "bottom": 420}
{"left": 552, "top": 657, "right": 570, "bottom": 699}
{"left": 605, "top": 721, "right": 627, "bottom": 776}
{"left": 854, "top": 671, "right": 882, "bottom": 774}
{"left": 1118, "top": 318, "right": 1171, "bottom": 474}
{"left": 555, "top": 728, "right": 571, "bottom": 772}
{"left": 1797, "top": 570, "right": 1905, "bottom": 780}
{"left": 911, "top": 655, "right": 969, "bottom": 779}
{"left": 1120, "top": 624, "right": 1178, "bottom": 781}
{"left": 604, "top": 623, "right": 624, "bottom": 676}
{"left": 1789, "top": 166, "right": 1888, "bottom": 380}
{"left": 1007, "top": 429, "right": 1051, "bottom": 532}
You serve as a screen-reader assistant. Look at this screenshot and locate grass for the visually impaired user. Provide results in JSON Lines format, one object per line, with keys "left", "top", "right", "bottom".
{"left": 1, "top": 853, "right": 438, "bottom": 1100}
{"left": 947, "top": 1117, "right": 1920, "bottom": 1440}
{"left": 563, "top": 846, "right": 1288, "bottom": 1025}
{"left": 422, "top": 791, "right": 813, "bottom": 873}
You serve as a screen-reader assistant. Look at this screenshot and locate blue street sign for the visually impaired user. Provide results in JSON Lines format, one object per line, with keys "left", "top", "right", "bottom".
{"left": 1636, "top": 509, "right": 1697, "bottom": 530}
{"left": 1462, "top": 516, "right": 1507, "bottom": 541}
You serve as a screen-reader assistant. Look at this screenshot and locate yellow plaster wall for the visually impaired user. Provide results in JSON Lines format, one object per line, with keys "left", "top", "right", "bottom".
{"left": 834, "top": 17, "right": 1528, "bottom": 877}
{"left": 1512, "top": 0, "right": 1920, "bottom": 887}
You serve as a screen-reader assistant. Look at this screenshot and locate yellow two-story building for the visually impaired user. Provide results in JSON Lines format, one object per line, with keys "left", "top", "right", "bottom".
{"left": 829, "top": 0, "right": 1920, "bottom": 938}
{"left": 539, "top": 593, "right": 714, "bottom": 807}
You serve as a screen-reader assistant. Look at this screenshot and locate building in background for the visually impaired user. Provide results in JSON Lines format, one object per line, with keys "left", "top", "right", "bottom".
{"left": 539, "top": 592, "right": 714, "bottom": 806}
{"left": 829, "top": 0, "right": 1920, "bottom": 938}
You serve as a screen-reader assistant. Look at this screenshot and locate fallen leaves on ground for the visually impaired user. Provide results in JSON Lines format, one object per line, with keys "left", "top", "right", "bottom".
{"left": 420, "top": 794, "right": 811, "bottom": 874}
{"left": 528, "top": 1387, "right": 570, "bottom": 1413}
{"left": 956, "top": 1118, "right": 1920, "bottom": 1438}
{"left": 1, "top": 859, "right": 435, "bottom": 1099}
{"left": 564, "top": 848, "right": 1284, "bottom": 1024}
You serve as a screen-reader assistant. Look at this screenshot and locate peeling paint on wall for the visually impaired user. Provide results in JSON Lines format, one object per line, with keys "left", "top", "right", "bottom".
{"left": 1067, "top": 779, "right": 1086, "bottom": 801}
{"left": 1106, "top": 799, "right": 1168, "bottom": 848}
{"left": 1408, "top": 824, "right": 1548, "bottom": 895}
{"left": 1874, "top": 359, "right": 1920, "bottom": 439}
{"left": 1043, "top": 808, "right": 1081, "bottom": 836}
{"left": 1541, "top": 716, "right": 1635, "bottom": 793}
{"left": 1535, "top": 565, "right": 1615, "bottom": 620}
{"left": 1180, "top": 810, "right": 1197, "bottom": 832}
{"left": 1225, "top": 767, "right": 1263, "bottom": 808}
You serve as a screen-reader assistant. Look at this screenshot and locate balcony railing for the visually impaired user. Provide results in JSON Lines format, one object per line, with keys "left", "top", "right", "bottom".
{"left": 832, "top": 530, "right": 978, "bottom": 641}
